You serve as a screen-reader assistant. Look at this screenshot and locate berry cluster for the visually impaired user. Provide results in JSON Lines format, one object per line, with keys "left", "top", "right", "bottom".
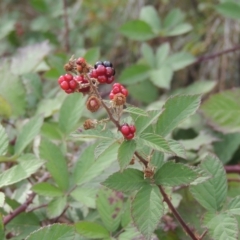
{"left": 74, "top": 75, "right": 90, "bottom": 93}
{"left": 120, "top": 123, "right": 136, "bottom": 140}
{"left": 109, "top": 83, "right": 128, "bottom": 100}
{"left": 58, "top": 74, "right": 77, "bottom": 94}
{"left": 90, "top": 61, "right": 115, "bottom": 84}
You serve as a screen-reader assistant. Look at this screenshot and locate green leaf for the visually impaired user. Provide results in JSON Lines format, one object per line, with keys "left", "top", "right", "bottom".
{"left": 96, "top": 188, "right": 123, "bottom": 232}
{"left": 102, "top": 169, "right": 148, "bottom": 192}
{"left": 26, "top": 224, "right": 75, "bottom": 240}
{"left": 11, "top": 41, "right": 51, "bottom": 75}
{"left": 140, "top": 5, "right": 161, "bottom": 33}
{"left": 156, "top": 94, "right": 201, "bottom": 136}
{"left": 118, "top": 64, "right": 150, "bottom": 84}
{"left": 227, "top": 196, "right": 240, "bottom": 215}
{"left": 0, "top": 158, "right": 45, "bottom": 188}
{"left": 166, "top": 23, "right": 192, "bottom": 36}
{"left": 151, "top": 151, "right": 164, "bottom": 170}
{"left": 30, "top": 0, "right": 48, "bottom": 12}
{"left": 73, "top": 143, "right": 119, "bottom": 185}
{"left": 216, "top": 2, "right": 240, "bottom": 20}
{"left": 139, "top": 133, "right": 173, "bottom": 154}
{"left": 94, "top": 139, "right": 117, "bottom": 159}
{"left": 14, "top": 115, "right": 43, "bottom": 155}
{"left": 156, "top": 43, "right": 170, "bottom": 68}
{"left": 163, "top": 9, "right": 185, "bottom": 29}
{"left": 120, "top": 20, "right": 155, "bottom": 41}
{"left": 214, "top": 133, "right": 240, "bottom": 164}
{"left": 150, "top": 66, "right": 173, "bottom": 89}
{"left": 141, "top": 43, "right": 155, "bottom": 67}
{"left": 118, "top": 140, "right": 137, "bottom": 170}
{"left": 41, "top": 122, "right": 63, "bottom": 140}
{"left": 132, "top": 185, "right": 164, "bottom": 239}
{"left": 0, "top": 18, "right": 15, "bottom": 40}
{"left": 201, "top": 89, "right": 240, "bottom": 133}
{"left": 0, "top": 124, "right": 8, "bottom": 156}
{"left": 0, "top": 62, "right": 26, "bottom": 116}
{"left": 40, "top": 139, "right": 69, "bottom": 190}
{"left": 70, "top": 187, "right": 97, "bottom": 208}
{"left": 0, "top": 192, "right": 5, "bottom": 208}
{"left": 165, "top": 52, "right": 196, "bottom": 71}
{"left": 59, "top": 93, "right": 86, "bottom": 135}
{"left": 84, "top": 47, "right": 100, "bottom": 63}
{"left": 0, "top": 95, "right": 11, "bottom": 117}
{"left": 190, "top": 154, "right": 227, "bottom": 211}
{"left": 168, "top": 139, "right": 186, "bottom": 159}
{"left": 204, "top": 213, "right": 239, "bottom": 240}
{"left": 47, "top": 196, "right": 67, "bottom": 218}
{"left": 124, "top": 106, "right": 148, "bottom": 116}
{"left": 154, "top": 162, "right": 198, "bottom": 186}
{"left": 32, "top": 182, "right": 63, "bottom": 197}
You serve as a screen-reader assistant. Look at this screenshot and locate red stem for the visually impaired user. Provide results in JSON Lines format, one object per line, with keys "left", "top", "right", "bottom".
{"left": 225, "top": 165, "right": 240, "bottom": 174}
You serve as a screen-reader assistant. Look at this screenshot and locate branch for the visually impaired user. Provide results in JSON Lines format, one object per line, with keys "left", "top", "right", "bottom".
{"left": 196, "top": 45, "right": 240, "bottom": 63}
{"left": 225, "top": 165, "right": 240, "bottom": 174}
{"left": 158, "top": 185, "right": 199, "bottom": 240}
{"left": 63, "top": 0, "right": 70, "bottom": 52}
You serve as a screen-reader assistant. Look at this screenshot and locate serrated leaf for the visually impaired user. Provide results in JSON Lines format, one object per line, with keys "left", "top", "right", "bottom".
{"left": 94, "top": 139, "right": 117, "bottom": 159}
{"left": 216, "top": 2, "right": 240, "bottom": 20}
{"left": 132, "top": 185, "right": 164, "bottom": 239}
{"left": 227, "top": 196, "right": 240, "bottom": 215}
{"left": 118, "top": 64, "right": 150, "bottom": 84}
{"left": 84, "top": 47, "right": 100, "bottom": 63}
{"left": 59, "top": 93, "right": 86, "bottom": 135}
{"left": 120, "top": 20, "right": 155, "bottom": 41}
{"left": 165, "top": 52, "right": 196, "bottom": 71}
{"left": 204, "top": 213, "right": 239, "bottom": 240}
{"left": 26, "top": 224, "right": 75, "bottom": 240}
{"left": 102, "top": 169, "right": 148, "bottom": 192}
{"left": 0, "top": 95, "right": 11, "bottom": 117}
{"left": 156, "top": 43, "right": 170, "bottom": 68}
{"left": 96, "top": 188, "right": 123, "bottom": 232}
{"left": 73, "top": 143, "right": 118, "bottom": 185}
{"left": 154, "top": 162, "right": 198, "bottom": 186}
{"left": 156, "top": 95, "right": 201, "bottom": 136}
{"left": 70, "top": 187, "right": 97, "bottom": 208}
{"left": 118, "top": 140, "right": 136, "bottom": 170}
{"left": 0, "top": 62, "right": 26, "bottom": 116}
{"left": 166, "top": 23, "right": 192, "bottom": 36}
{"left": 11, "top": 41, "right": 51, "bottom": 75}
{"left": 40, "top": 139, "right": 69, "bottom": 190}
{"left": 141, "top": 43, "right": 155, "bottom": 67}
{"left": 151, "top": 151, "right": 164, "bottom": 170}
{"left": 201, "top": 89, "right": 240, "bottom": 133}
{"left": 32, "top": 182, "right": 63, "bottom": 197}
{"left": 0, "top": 124, "right": 8, "bottom": 156}
{"left": 47, "top": 196, "right": 67, "bottom": 218}
{"left": 139, "top": 133, "right": 173, "bottom": 154}
{"left": 190, "top": 154, "right": 227, "bottom": 211}
{"left": 0, "top": 158, "right": 45, "bottom": 188}
{"left": 150, "top": 66, "right": 173, "bottom": 89}
{"left": 168, "top": 139, "right": 186, "bottom": 159}
{"left": 163, "top": 8, "right": 185, "bottom": 29}
{"left": 14, "top": 115, "right": 43, "bottom": 155}
{"left": 75, "top": 221, "right": 110, "bottom": 239}
{"left": 140, "top": 5, "right": 161, "bottom": 33}
{"left": 124, "top": 106, "right": 148, "bottom": 116}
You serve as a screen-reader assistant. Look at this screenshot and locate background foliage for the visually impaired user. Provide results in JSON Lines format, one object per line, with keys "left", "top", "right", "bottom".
{"left": 1, "top": 0, "right": 240, "bottom": 239}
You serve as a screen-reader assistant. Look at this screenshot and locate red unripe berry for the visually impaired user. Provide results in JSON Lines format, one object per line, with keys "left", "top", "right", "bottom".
{"left": 58, "top": 75, "right": 65, "bottom": 84}
{"left": 121, "top": 88, "right": 128, "bottom": 97}
{"left": 60, "top": 81, "right": 69, "bottom": 90}
{"left": 64, "top": 73, "right": 73, "bottom": 81}
{"left": 90, "top": 69, "right": 98, "bottom": 78}
{"left": 96, "top": 65, "right": 106, "bottom": 75}
{"left": 98, "top": 75, "right": 107, "bottom": 83}
{"left": 65, "top": 89, "right": 74, "bottom": 94}
{"left": 106, "top": 76, "right": 114, "bottom": 84}
{"left": 125, "top": 133, "right": 134, "bottom": 140}
{"left": 129, "top": 125, "right": 136, "bottom": 133}
{"left": 113, "top": 83, "right": 121, "bottom": 88}
{"left": 76, "top": 57, "right": 85, "bottom": 65}
{"left": 106, "top": 67, "right": 114, "bottom": 76}
{"left": 69, "top": 80, "right": 77, "bottom": 89}
{"left": 120, "top": 125, "right": 130, "bottom": 136}
{"left": 109, "top": 92, "right": 115, "bottom": 100}
{"left": 112, "top": 86, "right": 120, "bottom": 94}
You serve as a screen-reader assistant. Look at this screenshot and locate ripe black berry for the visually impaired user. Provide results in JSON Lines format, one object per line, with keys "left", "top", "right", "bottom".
{"left": 103, "top": 61, "right": 113, "bottom": 67}
{"left": 94, "top": 61, "right": 103, "bottom": 69}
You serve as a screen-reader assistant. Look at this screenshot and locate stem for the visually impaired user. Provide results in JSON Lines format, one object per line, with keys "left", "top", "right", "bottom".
{"left": 196, "top": 45, "right": 240, "bottom": 63}
{"left": 225, "top": 165, "right": 240, "bottom": 174}
{"left": 158, "top": 185, "right": 199, "bottom": 240}
{"left": 63, "top": 0, "right": 70, "bottom": 52}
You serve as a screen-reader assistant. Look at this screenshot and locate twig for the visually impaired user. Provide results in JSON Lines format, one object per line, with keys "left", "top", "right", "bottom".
{"left": 199, "top": 229, "right": 208, "bottom": 240}
{"left": 228, "top": 178, "right": 240, "bottom": 182}
{"left": 225, "top": 165, "right": 240, "bottom": 174}
{"left": 63, "top": 0, "right": 70, "bottom": 52}
{"left": 27, "top": 203, "right": 48, "bottom": 213}
{"left": 158, "top": 185, "right": 199, "bottom": 240}
{"left": 196, "top": 45, "right": 240, "bottom": 63}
